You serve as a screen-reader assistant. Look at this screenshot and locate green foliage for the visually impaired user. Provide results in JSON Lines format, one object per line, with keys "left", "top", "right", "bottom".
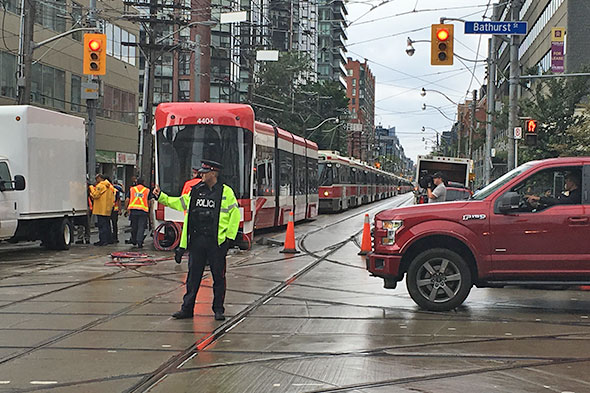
{"left": 519, "top": 68, "right": 590, "bottom": 161}
{"left": 250, "top": 51, "right": 349, "bottom": 151}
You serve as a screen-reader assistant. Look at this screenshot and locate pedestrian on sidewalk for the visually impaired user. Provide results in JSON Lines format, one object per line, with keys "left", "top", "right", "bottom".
{"left": 125, "top": 178, "right": 152, "bottom": 248}
{"left": 89, "top": 174, "right": 115, "bottom": 246}
{"left": 153, "top": 160, "right": 240, "bottom": 321}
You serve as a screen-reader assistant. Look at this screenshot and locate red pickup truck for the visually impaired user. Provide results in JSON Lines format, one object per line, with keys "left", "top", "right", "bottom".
{"left": 367, "top": 157, "right": 590, "bottom": 311}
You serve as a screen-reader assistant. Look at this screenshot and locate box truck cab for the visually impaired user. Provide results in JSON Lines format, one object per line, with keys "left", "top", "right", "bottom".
{"left": 0, "top": 106, "right": 88, "bottom": 250}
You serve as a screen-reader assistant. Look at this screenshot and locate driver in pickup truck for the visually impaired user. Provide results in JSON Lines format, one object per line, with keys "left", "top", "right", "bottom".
{"left": 527, "top": 172, "right": 581, "bottom": 206}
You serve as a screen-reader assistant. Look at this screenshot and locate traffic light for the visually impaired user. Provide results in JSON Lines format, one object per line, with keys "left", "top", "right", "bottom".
{"left": 83, "top": 33, "right": 106, "bottom": 75}
{"left": 525, "top": 119, "right": 538, "bottom": 146}
{"left": 431, "top": 24, "right": 454, "bottom": 66}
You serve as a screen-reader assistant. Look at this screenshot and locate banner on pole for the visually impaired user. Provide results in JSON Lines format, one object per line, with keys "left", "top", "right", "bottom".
{"left": 551, "top": 27, "right": 565, "bottom": 73}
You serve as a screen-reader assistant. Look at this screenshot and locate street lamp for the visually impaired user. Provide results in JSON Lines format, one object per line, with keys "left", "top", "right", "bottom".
{"left": 420, "top": 87, "right": 458, "bottom": 105}
{"left": 422, "top": 103, "right": 456, "bottom": 122}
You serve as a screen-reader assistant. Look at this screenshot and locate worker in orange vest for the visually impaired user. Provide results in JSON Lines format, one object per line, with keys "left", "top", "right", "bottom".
{"left": 124, "top": 178, "right": 152, "bottom": 248}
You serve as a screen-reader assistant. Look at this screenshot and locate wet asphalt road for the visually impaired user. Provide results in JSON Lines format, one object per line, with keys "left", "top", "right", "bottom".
{"left": 1, "top": 193, "right": 590, "bottom": 392}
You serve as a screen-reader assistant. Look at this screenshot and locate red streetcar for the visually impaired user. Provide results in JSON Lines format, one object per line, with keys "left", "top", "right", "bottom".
{"left": 153, "top": 102, "right": 319, "bottom": 249}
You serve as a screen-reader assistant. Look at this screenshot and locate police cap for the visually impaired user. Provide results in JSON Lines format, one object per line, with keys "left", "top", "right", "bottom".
{"left": 198, "top": 160, "right": 223, "bottom": 173}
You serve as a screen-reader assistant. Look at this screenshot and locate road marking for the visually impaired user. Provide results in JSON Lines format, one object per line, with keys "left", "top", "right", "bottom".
{"left": 225, "top": 317, "right": 245, "bottom": 332}
{"left": 273, "top": 384, "right": 281, "bottom": 387}
{"left": 108, "top": 350, "right": 117, "bottom": 353}
{"left": 0, "top": 381, "right": 10, "bottom": 384}
{"left": 293, "top": 383, "right": 325, "bottom": 386}
{"left": 30, "top": 381, "right": 58, "bottom": 385}
{"left": 262, "top": 298, "right": 273, "bottom": 305}
{"left": 161, "top": 344, "right": 171, "bottom": 348}
{"left": 177, "top": 353, "right": 197, "bottom": 369}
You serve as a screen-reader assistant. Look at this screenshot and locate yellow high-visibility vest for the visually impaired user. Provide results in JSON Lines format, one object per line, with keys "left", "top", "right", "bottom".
{"left": 128, "top": 185, "right": 149, "bottom": 212}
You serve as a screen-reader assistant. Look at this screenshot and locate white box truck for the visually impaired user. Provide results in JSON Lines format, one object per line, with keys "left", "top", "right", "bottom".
{"left": 0, "top": 105, "right": 88, "bottom": 249}
{"left": 414, "top": 155, "right": 473, "bottom": 204}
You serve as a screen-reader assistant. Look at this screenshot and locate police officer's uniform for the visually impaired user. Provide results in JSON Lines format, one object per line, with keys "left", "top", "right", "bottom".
{"left": 156, "top": 160, "right": 240, "bottom": 320}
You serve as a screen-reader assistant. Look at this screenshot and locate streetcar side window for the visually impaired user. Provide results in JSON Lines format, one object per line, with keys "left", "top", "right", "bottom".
{"left": 294, "top": 154, "right": 306, "bottom": 196}
{"left": 256, "top": 145, "right": 274, "bottom": 196}
{"left": 279, "top": 149, "right": 293, "bottom": 196}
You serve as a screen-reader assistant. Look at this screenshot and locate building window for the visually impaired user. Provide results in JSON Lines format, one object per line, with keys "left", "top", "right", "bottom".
{"left": 351, "top": 97, "right": 355, "bottom": 105}
{"left": 156, "top": 53, "right": 173, "bottom": 77}
{"left": 104, "top": 22, "right": 137, "bottom": 66}
{"left": 71, "top": 74, "right": 82, "bottom": 112}
{"left": 4, "top": 0, "right": 18, "bottom": 13}
{"left": 347, "top": 69, "right": 353, "bottom": 76}
{"left": 30, "top": 63, "right": 65, "bottom": 109}
{"left": 352, "top": 88, "right": 356, "bottom": 96}
{"left": 352, "top": 78, "right": 356, "bottom": 86}
{"left": 179, "top": 52, "right": 191, "bottom": 75}
{"left": 100, "top": 85, "right": 136, "bottom": 124}
{"left": 71, "top": 3, "right": 83, "bottom": 41}
{"left": 178, "top": 80, "right": 190, "bottom": 101}
{"left": 0, "top": 51, "right": 17, "bottom": 98}
{"left": 35, "top": 0, "right": 66, "bottom": 32}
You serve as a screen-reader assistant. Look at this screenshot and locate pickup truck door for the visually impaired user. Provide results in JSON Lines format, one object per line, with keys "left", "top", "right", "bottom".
{"left": 489, "top": 165, "right": 590, "bottom": 277}
{"left": 0, "top": 162, "right": 18, "bottom": 239}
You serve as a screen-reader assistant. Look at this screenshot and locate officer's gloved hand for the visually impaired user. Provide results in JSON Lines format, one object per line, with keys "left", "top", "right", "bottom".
{"left": 174, "top": 248, "right": 185, "bottom": 264}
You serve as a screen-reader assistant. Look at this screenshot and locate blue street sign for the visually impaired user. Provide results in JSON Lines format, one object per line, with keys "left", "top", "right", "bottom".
{"left": 465, "top": 21, "right": 528, "bottom": 35}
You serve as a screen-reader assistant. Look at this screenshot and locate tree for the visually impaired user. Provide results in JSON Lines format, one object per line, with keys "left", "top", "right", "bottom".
{"left": 518, "top": 68, "right": 590, "bottom": 162}
{"left": 250, "top": 51, "right": 349, "bottom": 151}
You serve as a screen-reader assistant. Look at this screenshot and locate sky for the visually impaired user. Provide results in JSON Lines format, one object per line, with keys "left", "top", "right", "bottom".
{"left": 345, "top": 0, "right": 493, "bottom": 163}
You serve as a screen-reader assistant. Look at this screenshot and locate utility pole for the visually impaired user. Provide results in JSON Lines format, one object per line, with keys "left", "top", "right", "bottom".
{"left": 17, "top": 0, "right": 35, "bottom": 105}
{"left": 507, "top": 0, "right": 521, "bottom": 171}
{"left": 193, "top": 34, "right": 201, "bottom": 102}
{"left": 469, "top": 89, "right": 477, "bottom": 159}
{"left": 457, "top": 112, "right": 462, "bottom": 157}
{"left": 484, "top": 3, "right": 500, "bottom": 184}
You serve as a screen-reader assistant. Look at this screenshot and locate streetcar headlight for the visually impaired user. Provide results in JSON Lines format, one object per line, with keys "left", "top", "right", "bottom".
{"left": 380, "top": 220, "right": 403, "bottom": 245}
{"left": 323, "top": 191, "right": 329, "bottom": 197}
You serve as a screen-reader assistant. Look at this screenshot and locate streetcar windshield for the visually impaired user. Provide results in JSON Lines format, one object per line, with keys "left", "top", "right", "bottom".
{"left": 157, "top": 124, "right": 253, "bottom": 199}
{"left": 318, "top": 163, "right": 334, "bottom": 186}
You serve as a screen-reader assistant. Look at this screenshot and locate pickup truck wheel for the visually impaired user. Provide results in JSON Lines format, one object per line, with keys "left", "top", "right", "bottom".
{"left": 406, "top": 248, "right": 472, "bottom": 311}
{"left": 52, "top": 218, "right": 73, "bottom": 250}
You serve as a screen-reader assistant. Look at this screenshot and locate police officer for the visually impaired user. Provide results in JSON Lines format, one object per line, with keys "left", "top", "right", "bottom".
{"left": 153, "top": 160, "right": 241, "bottom": 321}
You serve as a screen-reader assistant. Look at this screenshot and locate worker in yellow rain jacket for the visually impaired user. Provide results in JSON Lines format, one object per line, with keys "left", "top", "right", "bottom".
{"left": 153, "top": 160, "right": 240, "bottom": 321}
{"left": 89, "top": 174, "right": 115, "bottom": 246}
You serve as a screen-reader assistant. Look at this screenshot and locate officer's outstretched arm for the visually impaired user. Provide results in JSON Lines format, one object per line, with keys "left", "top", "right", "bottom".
{"left": 157, "top": 192, "right": 191, "bottom": 213}
{"left": 226, "top": 191, "right": 241, "bottom": 241}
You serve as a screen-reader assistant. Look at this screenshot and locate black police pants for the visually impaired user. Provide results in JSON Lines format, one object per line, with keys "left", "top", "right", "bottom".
{"left": 96, "top": 215, "right": 112, "bottom": 245}
{"left": 182, "top": 236, "right": 229, "bottom": 314}
{"left": 130, "top": 211, "right": 148, "bottom": 246}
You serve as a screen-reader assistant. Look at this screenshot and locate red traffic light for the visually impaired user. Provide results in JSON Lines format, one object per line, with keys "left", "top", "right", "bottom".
{"left": 436, "top": 29, "right": 449, "bottom": 41}
{"left": 527, "top": 119, "right": 538, "bottom": 132}
{"left": 88, "top": 39, "right": 101, "bottom": 51}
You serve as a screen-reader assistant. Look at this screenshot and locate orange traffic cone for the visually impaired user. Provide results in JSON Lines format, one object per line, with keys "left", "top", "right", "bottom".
{"left": 280, "top": 211, "right": 299, "bottom": 254}
{"left": 358, "top": 214, "right": 372, "bottom": 255}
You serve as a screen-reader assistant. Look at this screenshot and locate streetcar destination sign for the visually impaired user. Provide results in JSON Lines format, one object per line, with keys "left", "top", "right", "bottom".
{"left": 465, "top": 21, "right": 528, "bottom": 35}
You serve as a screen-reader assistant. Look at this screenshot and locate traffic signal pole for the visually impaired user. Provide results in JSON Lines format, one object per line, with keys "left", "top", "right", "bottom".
{"left": 484, "top": 3, "right": 500, "bottom": 185}
{"left": 507, "top": 0, "right": 521, "bottom": 171}
{"left": 86, "top": 0, "right": 98, "bottom": 181}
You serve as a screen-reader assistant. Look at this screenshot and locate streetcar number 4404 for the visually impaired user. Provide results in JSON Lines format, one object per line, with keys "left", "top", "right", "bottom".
{"left": 197, "top": 117, "right": 214, "bottom": 124}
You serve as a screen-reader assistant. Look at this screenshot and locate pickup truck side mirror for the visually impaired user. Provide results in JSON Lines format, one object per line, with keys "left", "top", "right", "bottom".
{"left": 498, "top": 191, "right": 520, "bottom": 213}
{"left": 14, "top": 175, "right": 26, "bottom": 191}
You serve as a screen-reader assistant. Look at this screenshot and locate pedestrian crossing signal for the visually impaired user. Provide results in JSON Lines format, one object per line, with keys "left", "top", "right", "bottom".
{"left": 525, "top": 119, "right": 538, "bottom": 146}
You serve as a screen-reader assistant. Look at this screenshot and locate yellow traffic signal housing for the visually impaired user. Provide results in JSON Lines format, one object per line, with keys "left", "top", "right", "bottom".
{"left": 431, "top": 24, "right": 454, "bottom": 66}
{"left": 83, "top": 33, "right": 106, "bottom": 75}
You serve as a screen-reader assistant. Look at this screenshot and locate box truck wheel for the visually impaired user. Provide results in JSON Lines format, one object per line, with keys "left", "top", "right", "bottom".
{"left": 51, "top": 218, "right": 73, "bottom": 250}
